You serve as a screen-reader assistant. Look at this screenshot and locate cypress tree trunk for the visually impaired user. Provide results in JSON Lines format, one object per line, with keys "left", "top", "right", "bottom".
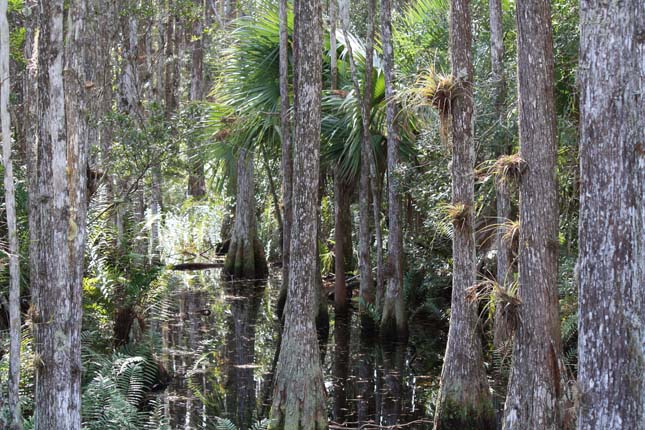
{"left": 379, "top": 0, "right": 407, "bottom": 342}
{"left": 331, "top": 0, "right": 352, "bottom": 320}
{"left": 268, "top": 0, "right": 328, "bottom": 427}
{"left": 187, "top": 0, "right": 206, "bottom": 198}
{"left": 434, "top": 0, "right": 495, "bottom": 428}
{"left": 1, "top": 1, "right": 22, "bottom": 427}
{"left": 334, "top": 174, "right": 353, "bottom": 316}
{"left": 489, "top": 0, "right": 513, "bottom": 350}
{"left": 502, "top": 0, "right": 563, "bottom": 428}
{"left": 577, "top": 1, "right": 644, "bottom": 429}
{"left": 329, "top": 0, "right": 338, "bottom": 90}
{"left": 164, "top": 0, "right": 178, "bottom": 118}
{"left": 339, "top": 0, "right": 377, "bottom": 329}
{"left": 277, "top": 0, "right": 292, "bottom": 321}
{"left": 64, "top": 0, "right": 90, "bottom": 423}
{"left": 223, "top": 148, "right": 268, "bottom": 280}
{"left": 30, "top": 0, "right": 89, "bottom": 427}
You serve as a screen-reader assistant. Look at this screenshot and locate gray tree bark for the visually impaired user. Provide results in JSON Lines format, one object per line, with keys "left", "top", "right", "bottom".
{"left": 379, "top": 0, "right": 407, "bottom": 341}
{"left": 223, "top": 148, "right": 267, "bottom": 280}
{"left": 30, "top": 0, "right": 89, "bottom": 427}
{"left": 64, "top": 0, "right": 90, "bottom": 422}
{"left": 188, "top": 0, "right": 206, "bottom": 198}
{"left": 1, "top": 0, "right": 22, "bottom": 427}
{"left": 338, "top": 0, "right": 377, "bottom": 329}
{"left": 329, "top": 0, "right": 338, "bottom": 90}
{"left": 577, "top": 1, "right": 645, "bottom": 429}
{"left": 434, "top": 0, "right": 494, "bottom": 428}
{"left": 332, "top": 0, "right": 356, "bottom": 320}
{"left": 489, "top": 0, "right": 513, "bottom": 350}
{"left": 268, "top": 0, "right": 328, "bottom": 428}
{"left": 502, "top": 0, "right": 563, "bottom": 428}
{"left": 334, "top": 173, "right": 354, "bottom": 316}
{"left": 164, "top": 0, "right": 178, "bottom": 119}
{"left": 277, "top": 0, "right": 293, "bottom": 320}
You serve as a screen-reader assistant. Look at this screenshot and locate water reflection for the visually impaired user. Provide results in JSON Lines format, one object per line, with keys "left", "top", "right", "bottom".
{"left": 223, "top": 281, "right": 265, "bottom": 428}
{"left": 159, "top": 282, "right": 215, "bottom": 429}
{"left": 154, "top": 270, "right": 441, "bottom": 429}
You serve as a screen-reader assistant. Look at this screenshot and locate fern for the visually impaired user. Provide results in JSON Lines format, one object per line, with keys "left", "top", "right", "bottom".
{"left": 81, "top": 339, "right": 164, "bottom": 429}
{"left": 250, "top": 418, "right": 270, "bottom": 430}
{"left": 209, "top": 417, "right": 269, "bottom": 430}
{"left": 211, "top": 418, "right": 239, "bottom": 430}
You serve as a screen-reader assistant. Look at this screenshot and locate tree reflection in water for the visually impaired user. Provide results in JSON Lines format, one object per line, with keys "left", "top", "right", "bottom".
{"left": 155, "top": 271, "right": 442, "bottom": 429}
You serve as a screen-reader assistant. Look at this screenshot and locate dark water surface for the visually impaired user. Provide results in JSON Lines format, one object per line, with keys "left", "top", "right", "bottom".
{"left": 151, "top": 270, "right": 445, "bottom": 429}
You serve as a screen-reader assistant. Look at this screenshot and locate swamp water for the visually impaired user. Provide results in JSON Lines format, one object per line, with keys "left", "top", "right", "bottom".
{"left": 149, "top": 269, "right": 446, "bottom": 429}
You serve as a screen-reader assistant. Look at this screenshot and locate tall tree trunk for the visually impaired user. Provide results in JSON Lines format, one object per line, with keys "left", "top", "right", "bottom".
{"left": 23, "top": 8, "right": 38, "bottom": 425}
{"left": 276, "top": 0, "right": 293, "bottom": 321}
{"left": 493, "top": 178, "right": 513, "bottom": 350}
{"left": 64, "top": 0, "right": 90, "bottom": 422}
{"left": 119, "top": 13, "right": 142, "bottom": 119}
{"left": 268, "top": 0, "right": 327, "bottom": 427}
{"left": 358, "top": 0, "right": 384, "bottom": 314}
{"left": 379, "top": 0, "right": 407, "bottom": 341}
{"left": 164, "top": 0, "right": 178, "bottom": 118}
{"left": 1, "top": 1, "right": 22, "bottom": 427}
{"left": 339, "top": 0, "right": 377, "bottom": 330}
{"left": 315, "top": 168, "right": 330, "bottom": 363}
{"left": 261, "top": 143, "right": 284, "bottom": 252}
{"left": 223, "top": 148, "right": 267, "bottom": 280}
{"left": 489, "top": 0, "right": 512, "bottom": 351}
{"left": 329, "top": 0, "right": 338, "bottom": 90}
{"left": 434, "top": 0, "right": 495, "bottom": 428}
{"left": 30, "top": 0, "right": 88, "bottom": 427}
{"left": 188, "top": 0, "right": 206, "bottom": 198}
{"left": 502, "top": 0, "right": 562, "bottom": 428}
{"left": 577, "top": 1, "right": 644, "bottom": 429}
{"left": 334, "top": 173, "right": 353, "bottom": 316}
{"left": 331, "top": 0, "right": 347, "bottom": 320}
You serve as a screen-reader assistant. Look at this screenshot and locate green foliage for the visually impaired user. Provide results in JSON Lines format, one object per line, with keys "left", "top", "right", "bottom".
{"left": 81, "top": 340, "right": 168, "bottom": 430}
{"left": 210, "top": 417, "right": 269, "bottom": 430}
{"left": 395, "top": 0, "right": 449, "bottom": 77}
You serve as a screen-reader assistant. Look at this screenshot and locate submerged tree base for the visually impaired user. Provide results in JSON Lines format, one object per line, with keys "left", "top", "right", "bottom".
{"left": 434, "top": 396, "right": 496, "bottom": 430}
{"left": 268, "top": 314, "right": 328, "bottom": 430}
{"left": 222, "top": 237, "right": 268, "bottom": 281}
{"left": 380, "top": 302, "right": 408, "bottom": 344}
